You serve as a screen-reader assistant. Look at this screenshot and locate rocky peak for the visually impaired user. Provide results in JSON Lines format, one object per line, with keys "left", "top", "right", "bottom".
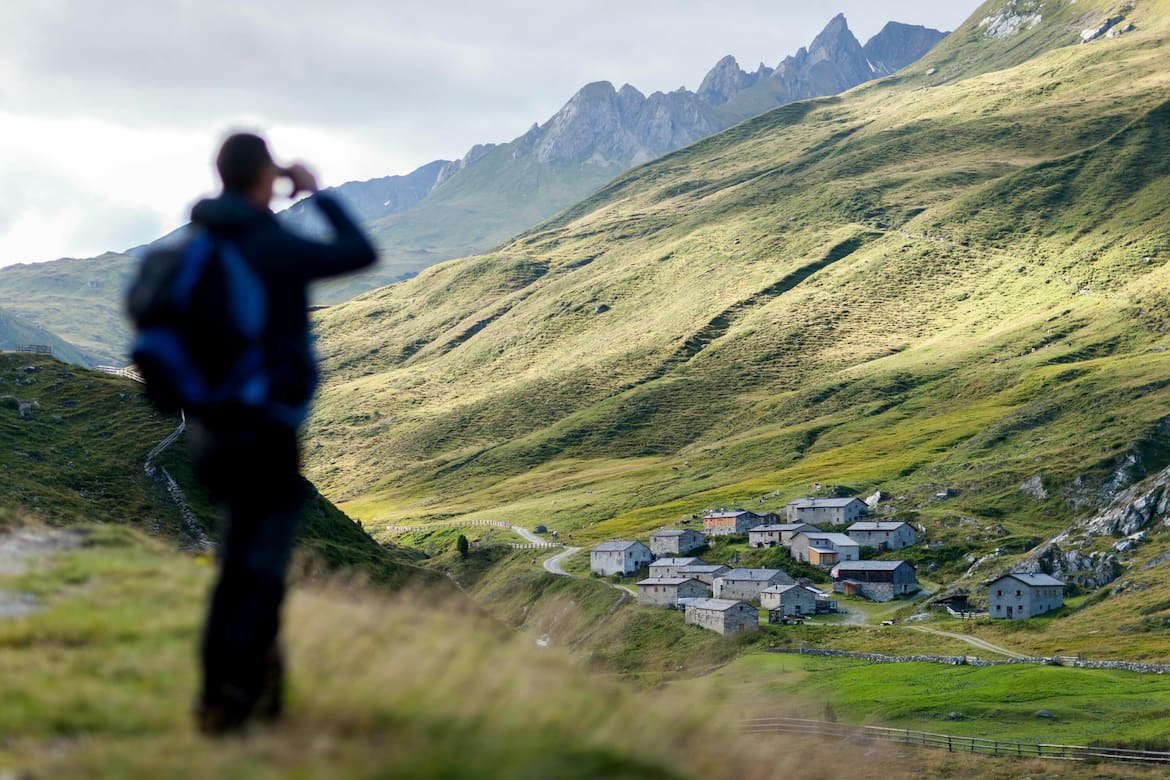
{"left": 803, "top": 13, "right": 869, "bottom": 78}
{"left": 808, "top": 12, "right": 853, "bottom": 54}
{"left": 616, "top": 83, "right": 647, "bottom": 116}
{"left": 434, "top": 143, "right": 499, "bottom": 188}
{"left": 863, "top": 21, "right": 950, "bottom": 76}
{"left": 697, "top": 55, "right": 753, "bottom": 106}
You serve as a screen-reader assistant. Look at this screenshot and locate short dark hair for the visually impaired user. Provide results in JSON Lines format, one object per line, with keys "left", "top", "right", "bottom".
{"left": 215, "top": 133, "right": 274, "bottom": 192}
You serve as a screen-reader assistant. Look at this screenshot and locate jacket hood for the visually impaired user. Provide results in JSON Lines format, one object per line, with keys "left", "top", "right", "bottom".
{"left": 190, "top": 192, "right": 272, "bottom": 236}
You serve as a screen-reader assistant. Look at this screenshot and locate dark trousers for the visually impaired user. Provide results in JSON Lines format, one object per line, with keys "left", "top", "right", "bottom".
{"left": 190, "top": 414, "right": 303, "bottom": 723}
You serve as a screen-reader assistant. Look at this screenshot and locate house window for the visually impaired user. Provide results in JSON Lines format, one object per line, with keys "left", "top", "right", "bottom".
{"left": 996, "top": 590, "right": 1002, "bottom": 596}
{"left": 1016, "top": 590, "right": 1022, "bottom": 597}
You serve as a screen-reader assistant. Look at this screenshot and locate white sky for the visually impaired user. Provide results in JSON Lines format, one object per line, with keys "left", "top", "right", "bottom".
{"left": 0, "top": 1, "right": 978, "bottom": 267}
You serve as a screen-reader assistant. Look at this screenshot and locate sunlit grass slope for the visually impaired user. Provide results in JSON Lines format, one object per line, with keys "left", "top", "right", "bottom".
{"left": 2, "top": 518, "right": 1166, "bottom": 779}
{"left": 308, "top": 0, "right": 1170, "bottom": 568}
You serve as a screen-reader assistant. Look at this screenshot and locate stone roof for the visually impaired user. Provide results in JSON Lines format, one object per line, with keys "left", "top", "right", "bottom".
{"left": 650, "top": 557, "right": 701, "bottom": 567}
{"left": 680, "top": 564, "right": 730, "bottom": 574}
{"left": 760, "top": 583, "right": 801, "bottom": 595}
{"left": 805, "top": 532, "right": 857, "bottom": 545}
{"left": 788, "top": 497, "right": 864, "bottom": 508}
{"left": 835, "top": 560, "right": 911, "bottom": 572}
{"left": 651, "top": 529, "right": 700, "bottom": 538}
{"left": 848, "top": 522, "right": 911, "bottom": 531}
{"left": 716, "top": 568, "right": 791, "bottom": 582}
{"left": 592, "top": 540, "right": 645, "bottom": 553}
{"left": 637, "top": 577, "right": 701, "bottom": 587}
{"left": 750, "top": 524, "right": 816, "bottom": 533}
{"left": 705, "top": 509, "right": 756, "bottom": 519}
{"left": 687, "top": 598, "right": 748, "bottom": 612}
{"left": 991, "top": 572, "right": 1065, "bottom": 588}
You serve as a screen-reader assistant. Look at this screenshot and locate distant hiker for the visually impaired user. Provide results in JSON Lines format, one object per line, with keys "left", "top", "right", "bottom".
{"left": 133, "top": 132, "right": 376, "bottom": 734}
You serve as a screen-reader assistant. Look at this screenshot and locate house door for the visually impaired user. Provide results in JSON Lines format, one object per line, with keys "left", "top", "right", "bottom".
{"left": 1006, "top": 606, "right": 1013, "bottom": 619}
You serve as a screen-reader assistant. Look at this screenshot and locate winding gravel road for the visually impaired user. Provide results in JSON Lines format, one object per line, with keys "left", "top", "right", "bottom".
{"left": 542, "top": 546, "right": 582, "bottom": 576}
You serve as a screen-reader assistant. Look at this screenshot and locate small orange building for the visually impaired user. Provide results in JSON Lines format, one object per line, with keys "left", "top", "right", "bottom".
{"left": 703, "top": 509, "right": 764, "bottom": 536}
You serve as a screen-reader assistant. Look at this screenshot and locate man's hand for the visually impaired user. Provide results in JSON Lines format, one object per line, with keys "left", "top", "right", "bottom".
{"left": 282, "top": 163, "right": 319, "bottom": 197}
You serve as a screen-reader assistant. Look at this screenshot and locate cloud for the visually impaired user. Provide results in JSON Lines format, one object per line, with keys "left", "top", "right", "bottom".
{"left": 0, "top": 1, "right": 980, "bottom": 264}
{"left": 0, "top": 1, "right": 975, "bottom": 135}
{"left": 0, "top": 156, "right": 165, "bottom": 264}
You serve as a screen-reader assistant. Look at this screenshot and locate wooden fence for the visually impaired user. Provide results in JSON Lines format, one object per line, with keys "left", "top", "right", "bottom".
{"left": 742, "top": 717, "right": 1170, "bottom": 765}
{"left": 381, "top": 520, "right": 513, "bottom": 533}
{"left": 95, "top": 365, "right": 145, "bottom": 383}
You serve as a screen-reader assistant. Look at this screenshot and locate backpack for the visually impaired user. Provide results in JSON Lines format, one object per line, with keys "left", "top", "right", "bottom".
{"left": 127, "top": 232, "right": 270, "bottom": 416}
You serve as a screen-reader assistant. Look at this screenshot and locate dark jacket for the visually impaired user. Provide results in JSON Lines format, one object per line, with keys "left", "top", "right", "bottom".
{"left": 189, "top": 191, "right": 376, "bottom": 424}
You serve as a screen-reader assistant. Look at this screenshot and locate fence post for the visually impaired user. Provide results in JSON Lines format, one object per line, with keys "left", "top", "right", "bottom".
{"left": 947, "top": 735, "right": 952, "bottom": 752}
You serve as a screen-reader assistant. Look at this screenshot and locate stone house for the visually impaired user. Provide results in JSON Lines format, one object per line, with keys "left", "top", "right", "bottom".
{"left": 649, "top": 528, "right": 707, "bottom": 557}
{"left": 636, "top": 577, "right": 710, "bottom": 607}
{"left": 832, "top": 560, "right": 918, "bottom": 602}
{"left": 786, "top": 497, "right": 868, "bottom": 526}
{"left": 846, "top": 522, "right": 916, "bottom": 551}
{"left": 703, "top": 509, "right": 764, "bottom": 536}
{"left": 788, "top": 532, "right": 860, "bottom": 567}
{"left": 748, "top": 523, "right": 818, "bottom": 548}
{"left": 987, "top": 573, "right": 1065, "bottom": 620}
{"left": 760, "top": 583, "right": 817, "bottom": 617}
{"left": 590, "top": 540, "right": 653, "bottom": 576}
{"left": 684, "top": 598, "right": 760, "bottom": 635}
{"left": 677, "top": 563, "right": 732, "bottom": 585}
{"left": 712, "top": 568, "right": 794, "bottom": 603}
{"left": 648, "top": 557, "right": 703, "bottom": 579}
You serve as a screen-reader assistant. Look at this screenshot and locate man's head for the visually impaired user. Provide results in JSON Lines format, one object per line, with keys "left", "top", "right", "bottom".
{"left": 216, "top": 133, "right": 280, "bottom": 207}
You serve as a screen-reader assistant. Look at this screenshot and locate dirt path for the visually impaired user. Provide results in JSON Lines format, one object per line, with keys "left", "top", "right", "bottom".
{"left": 908, "top": 625, "right": 1031, "bottom": 659}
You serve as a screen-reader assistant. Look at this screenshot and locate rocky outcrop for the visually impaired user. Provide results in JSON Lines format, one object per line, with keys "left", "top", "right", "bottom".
{"left": 978, "top": 1, "right": 1044, "bottom": 39}
{"left": 1080, "top": 463, "right": 1170, "bottom": 538}
{"left": 1026, "top": 544, "right": 1121, "bottom": 589}
{"left": 1010, "top": 461, "right": 1170, "bottom": 592}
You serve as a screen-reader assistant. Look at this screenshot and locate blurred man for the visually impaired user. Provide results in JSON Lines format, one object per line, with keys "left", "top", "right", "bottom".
{"left": 187, "top": 133, "right": 376, "bottom": 734}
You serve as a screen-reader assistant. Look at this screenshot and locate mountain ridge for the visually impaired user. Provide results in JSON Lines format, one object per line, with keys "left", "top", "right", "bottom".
{"left": 299, "top": 13, "right": 947, "bottom": 301}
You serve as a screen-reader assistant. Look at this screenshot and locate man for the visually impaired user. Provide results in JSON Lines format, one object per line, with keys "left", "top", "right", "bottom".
{"left": 188, "top": 132, "right": 376, "bottom": 734}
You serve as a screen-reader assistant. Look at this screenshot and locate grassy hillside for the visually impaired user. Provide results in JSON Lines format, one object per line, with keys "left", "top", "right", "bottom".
{"left": 304, "top": 0, "right": 1170, "bottom": 636}
{"left": 0, "top": 352, "right": 428, "bottom": 584}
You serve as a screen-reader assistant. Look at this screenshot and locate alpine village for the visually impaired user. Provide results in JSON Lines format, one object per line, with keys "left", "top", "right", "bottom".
{"left": 8, "top": 1, "right": 1170, "bottom": 777}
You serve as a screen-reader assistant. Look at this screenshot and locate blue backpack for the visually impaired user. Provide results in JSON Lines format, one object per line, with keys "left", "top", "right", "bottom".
{"left": 127, "top": 233, "right": 270, "bottom": 416}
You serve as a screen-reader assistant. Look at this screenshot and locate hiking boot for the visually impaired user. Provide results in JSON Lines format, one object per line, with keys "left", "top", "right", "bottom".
{"left": 195, "top": 682, "right": 252, "bottom": 737}
{"left": 252, "top": 646, "right": 284, "bottom": 723}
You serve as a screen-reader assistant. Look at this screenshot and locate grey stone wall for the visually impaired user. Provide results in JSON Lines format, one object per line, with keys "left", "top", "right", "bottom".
{"left": 779, "top": 646, "right": 1170, "bottom": 674}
